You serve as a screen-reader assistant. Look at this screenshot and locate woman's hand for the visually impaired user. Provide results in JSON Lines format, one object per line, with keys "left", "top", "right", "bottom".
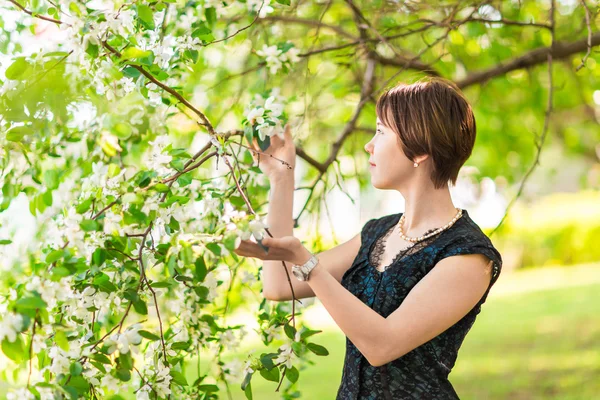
{"left": 233, "top": 236, "right": 312, "bottom": 266}
{"left": 248, "top": 124, "right": 296, "bottom": 180}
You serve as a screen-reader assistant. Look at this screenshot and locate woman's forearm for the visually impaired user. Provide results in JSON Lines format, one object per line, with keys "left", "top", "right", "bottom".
{"left": 260, "top": 171, "right": 295, "bottom": 298}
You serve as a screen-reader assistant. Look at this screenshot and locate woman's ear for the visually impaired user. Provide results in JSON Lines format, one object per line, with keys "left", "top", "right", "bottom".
{"left": 414, "top": 154, "right": 429, "bottom": 164}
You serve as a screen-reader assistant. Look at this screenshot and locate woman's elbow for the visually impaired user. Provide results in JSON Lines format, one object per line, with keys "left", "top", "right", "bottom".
{"left": 262, "top": 288, "right": 283, "bottom": 301}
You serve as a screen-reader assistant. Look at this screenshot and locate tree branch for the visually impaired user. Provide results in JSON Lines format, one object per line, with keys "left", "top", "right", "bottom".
{"left": 457, "top": 32, "right": 600, "bottom": 88}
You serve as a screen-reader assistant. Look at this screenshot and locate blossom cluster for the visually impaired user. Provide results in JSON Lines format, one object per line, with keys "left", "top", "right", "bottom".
{"left": 244, "top": 87, "right": 287, "bottom": 141}
{"left": 256, "top": 42, "right": 302, "bottom": 74}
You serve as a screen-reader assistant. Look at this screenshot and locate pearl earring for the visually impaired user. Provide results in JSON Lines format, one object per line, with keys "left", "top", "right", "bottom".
{"left": 413, "top": 162, "right": 419, "bottom": 168}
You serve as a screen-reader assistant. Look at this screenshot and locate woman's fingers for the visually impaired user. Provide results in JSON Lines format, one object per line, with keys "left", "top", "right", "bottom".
{"left": 235, "top": 239, "right": 291, "bottom": 261}
{"left": 283, "top": 123, "right": 292, "bottom": 142}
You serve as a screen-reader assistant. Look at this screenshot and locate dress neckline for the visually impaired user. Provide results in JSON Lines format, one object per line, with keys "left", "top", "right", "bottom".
{"left": 367, "top": 209, "right": 468, "bottom": 274}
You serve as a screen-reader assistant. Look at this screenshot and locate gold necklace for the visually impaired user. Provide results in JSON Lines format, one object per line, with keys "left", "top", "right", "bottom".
{"left": 397, "top": 208, "right": 463, "bottom": 243}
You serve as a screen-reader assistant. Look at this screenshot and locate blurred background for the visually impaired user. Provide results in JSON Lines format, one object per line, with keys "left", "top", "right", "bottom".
{"left": 1, "top": 0, "right": 599, "bottom": 399}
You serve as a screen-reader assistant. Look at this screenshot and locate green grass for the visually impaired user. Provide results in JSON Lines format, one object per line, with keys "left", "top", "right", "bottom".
{"left": 198, "top": 282, "right": 600, "bottom": 400}
{"left": 2, "top": 267, "right": 599, "bottom": 399}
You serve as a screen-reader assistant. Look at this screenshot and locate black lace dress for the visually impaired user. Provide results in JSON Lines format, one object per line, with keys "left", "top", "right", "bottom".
{"left": 336, "top": 210, "right": 502, "bottom": 400}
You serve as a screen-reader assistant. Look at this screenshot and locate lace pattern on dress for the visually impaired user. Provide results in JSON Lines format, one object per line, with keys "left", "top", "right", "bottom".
{"left": 369, "top": 224, "right": 442, "bottom": 272}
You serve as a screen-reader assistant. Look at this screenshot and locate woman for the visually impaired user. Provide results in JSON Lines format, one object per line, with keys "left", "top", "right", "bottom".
{"left": 234, "top": 76, "right": 502, "bottom": 399}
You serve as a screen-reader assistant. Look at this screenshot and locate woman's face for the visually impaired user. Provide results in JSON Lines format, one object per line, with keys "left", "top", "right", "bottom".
{"left": 364, "top": 117, "right": 423, "bottom": 190}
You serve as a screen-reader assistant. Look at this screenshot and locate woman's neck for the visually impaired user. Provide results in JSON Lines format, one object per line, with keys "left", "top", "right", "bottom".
{"left": 399, "top": 184, "right": 458, "bottom": 237}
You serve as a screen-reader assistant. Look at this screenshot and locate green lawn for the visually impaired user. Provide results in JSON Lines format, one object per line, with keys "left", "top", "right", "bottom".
{"left": 2, "top": 266, "right": 599, "bottom": 399}
{"left": 196, "top": 281, "right": 600, "bottom": 400}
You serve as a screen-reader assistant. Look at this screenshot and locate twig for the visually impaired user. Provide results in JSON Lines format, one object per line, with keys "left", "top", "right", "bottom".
{"left": 575, "top": 0, "right": 593, "bottom": 71}
{"left": 7, "top": 0, "right": 64, "bottom": 24}
{"left": 490, "top": 0, "right": 557, "bottom": 236}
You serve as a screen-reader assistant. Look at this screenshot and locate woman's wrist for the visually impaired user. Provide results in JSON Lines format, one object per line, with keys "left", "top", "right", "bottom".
{"left": 269, "top": 169, "right": 295, "bottom": 184}
{"left": 290, "top": 245, "right": 313, "bottom": 266}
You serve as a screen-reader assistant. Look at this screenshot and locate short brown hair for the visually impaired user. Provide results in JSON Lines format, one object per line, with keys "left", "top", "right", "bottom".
{"left": 375, "top": 76, "right": 476, "bottom": 189}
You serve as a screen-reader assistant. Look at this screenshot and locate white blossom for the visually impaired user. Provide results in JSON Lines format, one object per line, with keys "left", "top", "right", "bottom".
{"left": 145, "top": 135, "right": 173, "bottom": 176}
{"left": 256, "top": 43, "right": 301, "bottom": 74}
{"left": 246, "top": 107, "right": 265, "bottom": 125}
{"left": 247, "top": 0, "right": 274, "bottom": 18}
{"left": 256, "top": 44, "right": 283, "bottom": 74}
{"left": 240, "top": 270, "right": 257, "bottom": 285}
{"left": 0, "top": 313, "right": 24, "bottom": 343}
{"left": 154, "top": 362, "right": 172, "bottom": 397}
{"left": 273, "top": 343, "right": 296, "bottom": 369}
{"left": 105, "top": 323, "right": 143, "bottom": 355}
{"left": 222, "top": 358, "right": 244, "bottom": 382}
{"left": 176, "top": 35, "right": 202, "bottom": 51}
{"left": 101, "top": 373, "right": 122, "bottom": 392}
{"left": 243, "top": 358, "right": 255, "bottom": 376}
{"left": 6, "top": 388, "right": 35, "bottom": 400}
{"left": 119, "top": 77, "right": 136, "bottom": 94}
{"left": 47, "top": 345, "right": 71, "bottom": 376}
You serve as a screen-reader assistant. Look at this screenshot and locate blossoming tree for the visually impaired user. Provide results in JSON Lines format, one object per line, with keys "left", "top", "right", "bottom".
{"left": 0, "top": 0, "right": 597, "bottom": 399}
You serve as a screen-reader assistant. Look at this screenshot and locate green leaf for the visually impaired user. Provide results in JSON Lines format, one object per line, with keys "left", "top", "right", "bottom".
{"left": 244, "top": 381, "right": 253, "bottom": 400}
{"left": 55, "top": 330, "right": 69, "bottom": 351}
{"left": 195, "top": 256, "right": 207, "bottom": 281}
{"left": 285, "top": 365, "right": 299, "bottom": 383}
{"left": 6, "top": 125, "right": 33, "bottom": 142}
{"left": 170, "top": 341, "right": 190, "bottom": 350}
{"left": 44, "top": 51, "right": 70, "bottom": 58}
{"left": 113, "top": 122, "right": 133, "bottom": 139}
{"left": 92, "top": 248, "right": 107, "bottom": 267}
{"left": 76, "top": 198, "right": 93, "bottom": 214}
{"left": 206, "top": 242, "right": 221, "bottom": 256}
{"left": 259, "top": 366, "right": 279, "bottom": 382}
{"left": 80, "top": 219, "right": 99, "bottom": 231}
{"left": 138, "top": 330, "right": 160, "bottom": 341}
{"left": 122, "top": 66, "right": 141, "bottom": 78}
{"left": 229, "top": 196, "right": 245, "bottom": 208}
{"left": 205, "top": 7, "right": 216, "bottom": 27}
{"left": 120, "top": 47, "right": 153, "bottom": 61}
{"left": 1, "top": 336, "right": 24, "bottom": 363}
{"left": 184, "top": 49, "right": 199, "bottom": 64}
{"left": 192, "top": 24, "right": 214, "bottom": 41}
{"left": 70, "top": 361, "right": 83, "bottom": 376}
{"left": 276, "top": 0, "right": 291, "bottom": 5}
{"left": 193, "top": 286, "right": 208, "bottom": 302}
{"left": 150, "top": 281, "right": 171, "bottom": 288}
{"left": 307, "top": 342, "right": 329, "bottom": 356}
{"left": 46, "top": 249, "right": 65, "bottom": 263}
{"left": 118, "top": 352, "right": 133, "bottom": 370}
{"left": 223, "top": 233, "right": 239, "bottom": 252}
{"left": 175, "top": 274, "right": 193, "bottom": 282}
{"left": 154, "top": 183, "right": 170, "bottom": 192}
{"left": 44, "top": 169, "right": 60, "bottom": 190}
{"left": 115, "top": 368, "right": 131, "bottom": 381}
{"left": 43, "top": 191, "right": 53, "bottom": 207}
{"left": 5, "top": 58, "right": 32, "bottom": 80}
{"left": 284, "top": 324, "right": 297, "bottom": 342}
{"left": 260, "top": 353, "right": 277, "bottom": 370}
{"left": 257, "top": 135, "right": 271, "bottom": 152}
{"left": 0, "top": 239, "right": 12, "bottom": 245}
{"left": 241, "top": 371, "right": 253, "bottom": 391}
{"left": 36, "top": 194, "right": 47, "bottom": 214}
{"left": 170, "top": 369, "right": 188, "bottom": 386}
{"left": 90, "top": 353, "right": 112, "bottom": 364}
{"left": 69, "top": 2, "right": 82, "bottom": 16}
{"left": 137, "top": 4, "right": 155, "bottom": 30}
{"left": 300, "top": 329, "right": 322, "bottom": 340}
{"left": 15, "top": 295, "right": 47, "bottom": 310}
{"left": 133, "top": 298, "right": 148, "bottom": 315}
{"left": 198, "top": 384, "right": 219, "bottom": 393}
{"left": 63, "top": 375, "right": 90, "bottom": 394}
{"left": 94, "top": 273, "right": 117, "bottom": 292}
